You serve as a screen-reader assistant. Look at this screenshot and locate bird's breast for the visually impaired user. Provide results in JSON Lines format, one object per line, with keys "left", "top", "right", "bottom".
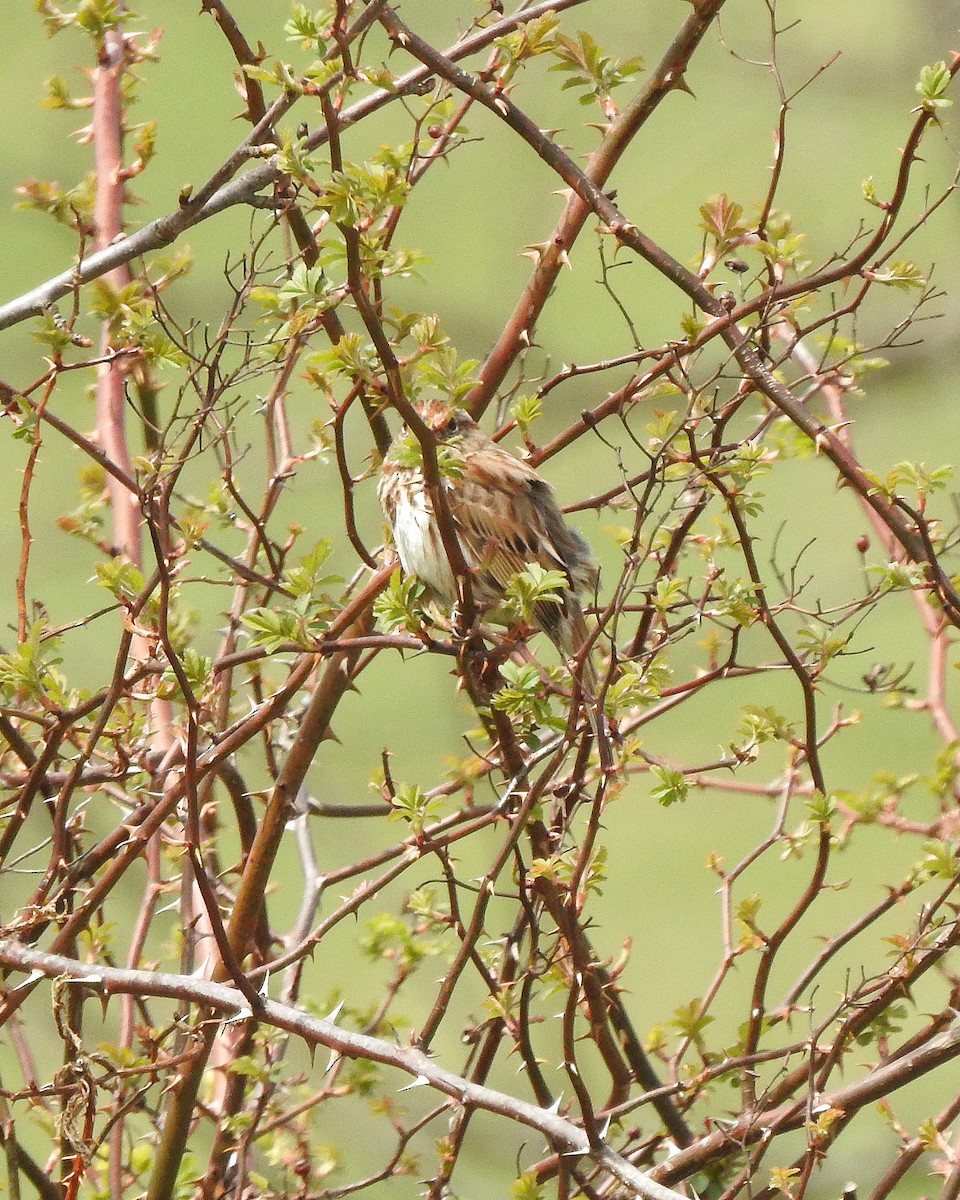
{"left": 390, "top": 480, "right": 458, "bottom": 603}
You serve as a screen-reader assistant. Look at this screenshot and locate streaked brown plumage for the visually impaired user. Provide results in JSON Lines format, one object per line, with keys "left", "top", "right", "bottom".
{"left": 377, "top": 399, "right": 597, "bottom": 667}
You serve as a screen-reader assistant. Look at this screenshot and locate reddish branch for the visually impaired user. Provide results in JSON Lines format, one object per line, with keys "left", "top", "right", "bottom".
{"left": 4, "top": 6, "right": 960, "bottom": 1200}
{"left": 466, "top": 0, "right": 729, "bottom": 415}
{"left": 0, "top": 0, "right": 590, "bottom": 331}
{"left": 375, "top": 4, "right": 960, "bottom": 624}
{"left": 93, "top": 26, "right": 140, "bottom": 568}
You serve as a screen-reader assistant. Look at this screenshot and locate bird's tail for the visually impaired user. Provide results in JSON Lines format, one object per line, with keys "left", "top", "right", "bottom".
{"left": 559, "top": 603, "right": 613, "bottom": 769}
{"left": 561, "top": 601, "right": 598, "bottom": 692}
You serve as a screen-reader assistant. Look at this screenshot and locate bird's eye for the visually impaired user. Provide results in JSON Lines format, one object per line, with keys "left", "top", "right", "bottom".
{"left": 443, "top": 415, "right": 460, "bottom": 435}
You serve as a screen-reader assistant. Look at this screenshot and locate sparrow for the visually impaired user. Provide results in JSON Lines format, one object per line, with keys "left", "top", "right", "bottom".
{"left": 377, "top": 399, "right": 598, "bottom": 672}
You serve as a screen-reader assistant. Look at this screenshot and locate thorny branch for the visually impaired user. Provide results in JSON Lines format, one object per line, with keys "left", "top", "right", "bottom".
{"left": 3, "top": 4, "right": 960, "bottom": 1200}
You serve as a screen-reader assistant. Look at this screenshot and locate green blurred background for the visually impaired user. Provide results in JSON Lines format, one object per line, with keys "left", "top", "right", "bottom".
{"left": 2, "top": 2, "right": 960, "bottom": 1195}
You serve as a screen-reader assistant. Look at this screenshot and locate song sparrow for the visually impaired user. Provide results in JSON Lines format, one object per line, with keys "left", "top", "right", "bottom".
{"left": 377, "top": 399, "right": 598, "bottom": 669}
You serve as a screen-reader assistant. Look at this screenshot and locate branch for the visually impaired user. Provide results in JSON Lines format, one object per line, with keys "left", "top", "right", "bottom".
{"left": 466, "top": 0, "right": 728, "bottom": 413}
{"left": 0, "top": 939, "right": 687, "bottom": 1200}
{"left": 376, "top": 5, "right": 960, "bottom": 621}
{"left": 0, "top": 0, "right": 590, "bottom": 331}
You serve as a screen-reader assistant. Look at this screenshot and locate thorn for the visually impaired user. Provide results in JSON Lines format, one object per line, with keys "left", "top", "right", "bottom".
{"left": 521, "top": 241, "right": 551, "bottom": 262}
{"left": 10, "top": 969, "right": 45, "bottom": 994}
{"left": 814, "top": 422, "right": 850, "bottom": 451}
{"left": 223, "top": 1005, "right": 254, "bottom": 1024}
{"left": 397, "top": 1074, "right": 430, "bottom": 1091}
{"left": 668, "top": 71, "right": 696, "bottom": 98}
{"left": 324, "top": 1000, "right": 345, "bottom": 1024}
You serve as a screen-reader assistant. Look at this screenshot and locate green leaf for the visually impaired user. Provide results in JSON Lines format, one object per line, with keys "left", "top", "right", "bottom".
{"left": 159, "top": 647, "right": 212, "bottom": 703}
{"left": 805, "top": 791, "right": 837, "bottom": 824}
{"left": 41, "top": 74, "right": 84, "bottom": 110}
{"left": 916, "top": 839, "right": 959, "bottom": 881}
{"left": 284, "top": 3, "right": 325, "bottom": 47}
{"left": 15, "top": 173, "right": 96, "bottom": 229}
{"left": 668, "top": 997, "right": 713, "bottom": 1040}
{"left": 278, "top": 263, "right": 329, "bottom": 304}
{"left": 282, "top": 539, "right": 340, "bottom": 598}
{"left": 650, "top": 765, "right": 688, "bottom": 807}
{"left": 698, "top": 193, "right": 748, "bottom": 249}
{"left": 502, "top": 563, "right": 568, "bottom": 625}
{"left": 491, "top": 661, "right": 562, "bottom": 735}
{"left": 416, "top": 349, "right": 479, "bottom": 402}
{"left": 708, "top": 578, "right": 759, "bottom": 627}
{"left": 511, "top": 393, "right": 543, "bottom": 434}
{"left": 603, "top": 658, "right": 671, "bottom": 714}
{"left": 796, "top": 625, "right": 850, "bottom": 667}
{"left": 495, "top": 11, "right": 559, "bottom": 61}
{"left": 29, "top": 312, "right": 78, "bottom": 354}
{"left": 867, "top": 561, "right": 928, "bottom": 592}
{"left": 387, "top": 782, "right": 445, "bottom": 833}
{"left": 854, "top": 1003, "right": 908, "bottom": 1046}
{"left": 389, "top": 430, "right": 466, "bottom": 481}
{"left": 95, "top": 559, "right": 146, "bottom": 602}
{"left": 373, "top": 569, "right": 426, "bottom": 634}
{"left": 510, "top": 1171, "right": 546, "bottom": 1200}
{"left": 308, "top": 332, "right": 379, "bottom": 382}
{"left": 320, "top": 161, "right": 409, "bottom": 227}
{"left": 491, "top": 662, "right": 544, "bottom": 715}
{"left": 652, "top": 577, "right": 685, "bottom": 616}
{"left": 679, "top": 311, "right": 706, "bottom": 342}
{"left": 868, "top": 260, "right": 925, "bottom": 290}
{"left": 916, "top": 61, "right": 953, "bottom": 111}
{"left": 75, "top": 0, "right": 127, "bottom": 36}
{"left": 140, "top": 330, "right": 188, "bottom": 369}
{"left": 736, "top": 893, "right": 763, "bottom": 935}
{"left": 37, "top": 0, "right": 126, "bottom": 37}
{"left": 240, "top": 607, "right": 307, "bottom": 653}
{"left": 737, "top": 705, "right": 795, "bottom": 745}
{"left": 861, "top": 175, "right": 886, "bottom": 209}
{"left": 769, "top": 1166, "right": 801, "bottom": 1195}
{"left": 548, "top": 30, "right": 643, "bottom": 102}
{"left": 361, "top": 909, "right": 441, "bottom": 967}
{"left": 0, "top": 620, "right": 66, "bottom": 703}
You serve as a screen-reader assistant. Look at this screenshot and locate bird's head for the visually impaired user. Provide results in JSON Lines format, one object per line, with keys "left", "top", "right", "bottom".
{"left": 412, "top": 399, "right": 478, "bottom": 441}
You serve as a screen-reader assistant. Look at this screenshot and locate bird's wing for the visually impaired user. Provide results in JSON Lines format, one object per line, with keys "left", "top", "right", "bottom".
{"left": 451, "top": 449, "right": 571, "bottom": 589}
